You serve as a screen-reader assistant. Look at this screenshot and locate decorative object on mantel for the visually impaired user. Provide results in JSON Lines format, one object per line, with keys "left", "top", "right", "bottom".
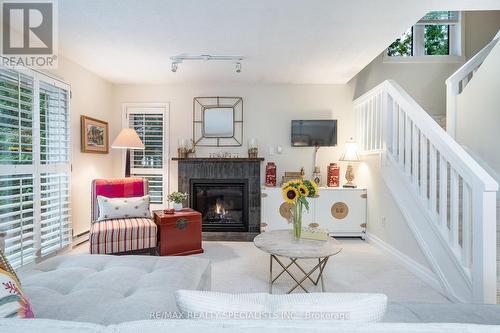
{"left": 281, "top": 168, "right": 305, "bottom": 185}
{"left": 167, "top": 192, "right": 188, "bottom": 211}
{"left": 339, "top": 138, "right": 361, "bottom": 188}
{"left": 265, "top": 162, "right": 277, "bottom": 187}
{"left": 312, "top": 166, "right": 321, "bottom": 186}
{"left": 208, "top": 152, "right": 240, "bottom": 158}
{"left": 178, "top": 139, "right": 196, "bottom": 158}
{"left": 248, "top": 138, "right": 258, "bottom": 158}
{"left": 193, "top": 96, "right": 243, "bottom": 147}
{"left": 281, "top": 179, "right": 319, "bottom": 240}
{"left": 327, "top": 163, "right": 340, "bottom": 187}
{"left": 111, "top": 128, "right": 145, "bottom": 177}
{"left": 81, "top": 115, "right": 109, "bottom": 154}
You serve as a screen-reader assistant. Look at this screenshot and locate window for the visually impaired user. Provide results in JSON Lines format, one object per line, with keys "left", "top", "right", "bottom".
{"left": 123, "top": 104, "right": 169, "bottom": 208}
{"left": 0, "top": 67, "right": 71, "bottom": 268}
{"left": 387, "top": 11, "right": 461, "bottom": 60}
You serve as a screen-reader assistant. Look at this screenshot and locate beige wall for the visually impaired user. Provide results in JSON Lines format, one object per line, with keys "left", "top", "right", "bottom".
{"left": 456, "top": 39, "right": 500, "bottom": 179}
{"left": 350, "top": 10, "right": 500, "bottom": 117}
{"left": 111, "top": 84, "right": 356, "bottom": 192}
{"left": 49, "top": 57, "right": 117, "bottom": 236}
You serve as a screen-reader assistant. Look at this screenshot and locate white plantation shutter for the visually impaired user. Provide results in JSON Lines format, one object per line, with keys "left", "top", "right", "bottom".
{"left": 0, "top": 69, "right": 34, "bottom": 165}
{"left": 0, "top": 175, "right": 36, "bottom": 268}
{"left": 40, "top": 173, "right": 71, "bottom": 256}
{"left": 0, "top": 67, "right": 71, "bottom": 268}
{"left": 124, "top": 105, "right": 168, "bottom": 207}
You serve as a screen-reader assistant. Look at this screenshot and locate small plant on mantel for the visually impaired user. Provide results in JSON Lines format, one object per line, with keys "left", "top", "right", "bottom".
{"left": 167, "top": 192, "right": 188, "bottom": 211}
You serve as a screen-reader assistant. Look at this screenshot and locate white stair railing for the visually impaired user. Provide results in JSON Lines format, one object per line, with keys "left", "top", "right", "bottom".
{"left": 355, "top": 80, "right": 498, "bottom": 303}
{"left": 446, "top": 30, "right": 500, "bottom": 138}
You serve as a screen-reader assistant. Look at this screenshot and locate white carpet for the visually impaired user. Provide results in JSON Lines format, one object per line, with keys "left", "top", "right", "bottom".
{"left": 192, "top": 239, "right": 450, "bottom": 303}
{"left": 71, "top": 239, "right": 450, "bottom": 303}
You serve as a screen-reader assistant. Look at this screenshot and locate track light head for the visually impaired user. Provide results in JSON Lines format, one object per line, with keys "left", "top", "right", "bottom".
{"left": 171, "top": 62, "right": 178, "bottom": 73}
{"left": 235, "top": 62, "right": 242, "bottom": 73}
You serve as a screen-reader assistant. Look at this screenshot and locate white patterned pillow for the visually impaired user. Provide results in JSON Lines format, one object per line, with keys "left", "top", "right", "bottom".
{"left": 175, "top": 290, "right": 387, "bottom": 322}
{"left": 96, "top": 195, "right": 151, "bottom": 221}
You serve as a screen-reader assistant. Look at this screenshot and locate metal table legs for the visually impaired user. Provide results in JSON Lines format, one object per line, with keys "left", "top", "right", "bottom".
{"left": 268, "top": 254, "right": 330, "bottom": 294}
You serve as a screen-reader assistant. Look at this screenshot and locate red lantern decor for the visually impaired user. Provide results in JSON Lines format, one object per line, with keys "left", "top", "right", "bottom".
{"left": 327, "top": 163, "right": 340, "bottom": 187}
{"left": 265, "top": 162, "right": 277, "bottom": 187}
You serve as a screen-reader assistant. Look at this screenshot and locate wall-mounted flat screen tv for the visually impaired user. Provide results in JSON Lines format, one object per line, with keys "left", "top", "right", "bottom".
{"left": 291, "top": 120, "right": 337, "bottom": 147}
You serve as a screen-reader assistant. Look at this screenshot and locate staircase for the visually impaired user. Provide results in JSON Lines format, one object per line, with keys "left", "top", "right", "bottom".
{"left": 354, "top": 80, "right": 498, "bottom": 303}
{"left": 445, "top": 30, "right": 500, "bottom": 303}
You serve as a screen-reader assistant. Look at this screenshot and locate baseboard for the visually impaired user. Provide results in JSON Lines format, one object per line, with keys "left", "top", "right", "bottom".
{"left": 73, "top": 230, "right": 90, "bottom": 247}
{"left": 366, "top": 232, "right": 443, "bottom": 294}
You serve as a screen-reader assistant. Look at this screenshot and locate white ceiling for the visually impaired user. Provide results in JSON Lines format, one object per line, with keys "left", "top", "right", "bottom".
{"left": 58, "top": 0, "right": 500, "bottom": 84}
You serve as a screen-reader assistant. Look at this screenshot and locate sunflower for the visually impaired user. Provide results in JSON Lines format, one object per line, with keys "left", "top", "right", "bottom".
{"left": 282, "top": 186, "right": 299, "bottom": 204}
{"left": 298, "top": 184, "right": 309, "bottom": 197}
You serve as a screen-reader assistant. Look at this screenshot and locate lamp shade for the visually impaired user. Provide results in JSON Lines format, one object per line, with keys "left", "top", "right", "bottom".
{"left": 111, "top": 128, "right": 145, "bottom": 149}
{"left": 339, "top": 138, "right": 360, "bottom": 162}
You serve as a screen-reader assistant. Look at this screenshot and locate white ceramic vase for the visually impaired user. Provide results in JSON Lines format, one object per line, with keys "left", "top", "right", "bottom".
{"left": 172, "top": 202, "right": 183, "bottom": 211}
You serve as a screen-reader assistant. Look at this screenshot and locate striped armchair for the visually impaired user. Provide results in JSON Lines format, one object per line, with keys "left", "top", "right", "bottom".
{"left": 89, "top": 178, "right": 157, "bottom": 255}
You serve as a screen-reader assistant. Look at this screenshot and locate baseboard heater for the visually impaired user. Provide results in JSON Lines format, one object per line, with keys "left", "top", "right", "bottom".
{"left": 73, "top": 230, "right": 90, "bottom": 246}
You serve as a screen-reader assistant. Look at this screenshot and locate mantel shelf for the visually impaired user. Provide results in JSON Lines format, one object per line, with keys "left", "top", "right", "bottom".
{"left": 172, "top": 157, "right": 265, "bottom": 162}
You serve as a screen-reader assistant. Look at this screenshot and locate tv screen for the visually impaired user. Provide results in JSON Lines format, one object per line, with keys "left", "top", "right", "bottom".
{"left": 291, "top": 120, "right": 337, "bottom": 147}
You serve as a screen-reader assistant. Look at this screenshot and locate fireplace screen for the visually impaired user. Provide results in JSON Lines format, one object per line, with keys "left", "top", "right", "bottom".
{"left": 191, "top": 181, "right": 248, "bottom": 232}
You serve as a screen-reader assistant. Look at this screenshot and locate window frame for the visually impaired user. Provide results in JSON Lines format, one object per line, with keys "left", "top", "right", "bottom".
{"left": 121, "top": 103, "right": 169, "bottom": 211}
{"left": 0, "top": 65, "right": 72, "bottom": 269}
{"left": 384, "top": 11, "right": 465, "bottom": 63}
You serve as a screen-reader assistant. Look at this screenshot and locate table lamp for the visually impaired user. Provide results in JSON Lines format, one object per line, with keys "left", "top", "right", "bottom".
{"left": 111, "top": 128, "right": 145, "bottom": 177}
{"left": 339, "top": 138, "right": 360, "bottom": 188}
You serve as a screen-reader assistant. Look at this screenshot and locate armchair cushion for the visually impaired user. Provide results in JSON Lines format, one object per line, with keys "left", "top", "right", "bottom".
{"left": 96, "top": 195, "right": 151, "bottom": 222}
{"left": 90, "top": 218, "right": 157, "bottom": 254}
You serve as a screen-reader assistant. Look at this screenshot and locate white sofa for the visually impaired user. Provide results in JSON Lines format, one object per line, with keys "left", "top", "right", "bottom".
{"left": 19, "top": 254, "right": 211, "bottom": 325}
{"left": 1, "top": 318, "right": 499, "bottom": 333}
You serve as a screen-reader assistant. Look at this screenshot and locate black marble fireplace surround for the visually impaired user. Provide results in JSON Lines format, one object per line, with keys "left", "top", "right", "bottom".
{"left": 175, "top": 158, "right": 263, "bottom": 241}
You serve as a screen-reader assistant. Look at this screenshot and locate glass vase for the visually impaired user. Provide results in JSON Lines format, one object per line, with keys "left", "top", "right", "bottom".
{"left": 293, "top": 201, "right": 303, "bottom": 240}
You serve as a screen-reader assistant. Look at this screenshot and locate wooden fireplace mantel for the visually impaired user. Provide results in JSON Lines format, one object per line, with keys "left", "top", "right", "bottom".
{"left": 172, "top": 157, "right": 265, "bottom": 162}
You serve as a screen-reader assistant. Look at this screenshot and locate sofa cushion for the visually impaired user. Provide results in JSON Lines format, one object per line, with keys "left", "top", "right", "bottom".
{"left": 175, "top": 290, "right": 387, "bottom": 322}
{"left": 19, "top": 254, "right": 211, "bottom": 325}
{"left": 96, "top": 195, "right": 151, "bottom": 222}
{"left": 89, "top": 217, "right": 157, "bottom": 254}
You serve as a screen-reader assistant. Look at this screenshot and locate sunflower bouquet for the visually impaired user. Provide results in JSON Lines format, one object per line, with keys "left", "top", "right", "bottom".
{"left": 282, "top": 179, "right": 319, "bottom": 239}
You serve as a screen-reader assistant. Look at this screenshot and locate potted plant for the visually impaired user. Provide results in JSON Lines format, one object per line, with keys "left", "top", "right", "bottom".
{"left": 167, "top": 192, "right": 188, "bottom": 211}
{"left": 281, "top": 179, "right": 319, "bottom": 239}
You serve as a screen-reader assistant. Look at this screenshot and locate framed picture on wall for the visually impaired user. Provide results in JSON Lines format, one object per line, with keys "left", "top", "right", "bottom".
{"left": 81, "top": 115, "right": 109, "bottom": 153}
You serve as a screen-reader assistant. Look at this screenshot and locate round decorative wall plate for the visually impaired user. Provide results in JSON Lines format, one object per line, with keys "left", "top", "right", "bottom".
{"left": 279, "top": 202, "right": 293, "bottom": 220}
{"left": 331, "top": 202, "right": 349, "bottom": 219}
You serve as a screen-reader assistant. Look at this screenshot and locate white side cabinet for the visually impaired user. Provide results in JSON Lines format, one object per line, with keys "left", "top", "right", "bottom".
{"left": 261, "top": 186, "right": 367, "bottom": 239}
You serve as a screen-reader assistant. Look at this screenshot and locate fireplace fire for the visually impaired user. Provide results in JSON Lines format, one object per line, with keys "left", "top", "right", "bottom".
{"left": 191, "top": 180, "right": 249, "bottom": 232}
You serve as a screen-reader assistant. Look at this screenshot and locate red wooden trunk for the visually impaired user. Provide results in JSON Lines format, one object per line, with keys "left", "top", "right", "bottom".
{"left": 153, "top": 209, "right": 204, "bottom": 256}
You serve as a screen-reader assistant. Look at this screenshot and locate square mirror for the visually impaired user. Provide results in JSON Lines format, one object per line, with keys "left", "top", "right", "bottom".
{"left": 203, "top": 107, "right": 234, "bottom": 137}
{"left": 193, "top": 97, "right": 243, "bottom": 147}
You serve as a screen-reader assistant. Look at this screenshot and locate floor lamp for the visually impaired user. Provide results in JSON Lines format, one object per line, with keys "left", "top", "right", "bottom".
{"left": 111, "top": 128, "right": 145, "bottom": 177}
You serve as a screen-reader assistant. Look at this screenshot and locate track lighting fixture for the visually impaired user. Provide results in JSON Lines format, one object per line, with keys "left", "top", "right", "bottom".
{"left": 170, "top": 54, "right": 244, "bottom": 73}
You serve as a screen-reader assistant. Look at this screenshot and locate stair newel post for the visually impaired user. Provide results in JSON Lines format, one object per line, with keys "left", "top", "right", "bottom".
{"left": 471, "top": 186, "right": 497, "bottom": 304}
{"left": 446, "top": 80, "right": 459, "bottom": 139}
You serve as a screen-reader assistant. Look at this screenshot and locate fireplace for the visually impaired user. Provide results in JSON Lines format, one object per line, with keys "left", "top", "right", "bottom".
{"left": 191, "top": 179, "right": 248, "bottom": 232}
{"left": 176, "top": 157, "right": 263, "bottom": 241}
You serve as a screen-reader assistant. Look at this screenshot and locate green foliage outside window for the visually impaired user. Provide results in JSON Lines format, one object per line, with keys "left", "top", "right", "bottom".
{"left": 424, "top": 25, "right": 449, "bottom": 55}
{"left": 387, "top": 28, "right": 413, "bottom": 56}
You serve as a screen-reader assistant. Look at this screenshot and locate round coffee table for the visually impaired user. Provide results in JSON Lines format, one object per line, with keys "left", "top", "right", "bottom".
{"left": 254, "top": 229, "right": 342, "bottom": 294}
